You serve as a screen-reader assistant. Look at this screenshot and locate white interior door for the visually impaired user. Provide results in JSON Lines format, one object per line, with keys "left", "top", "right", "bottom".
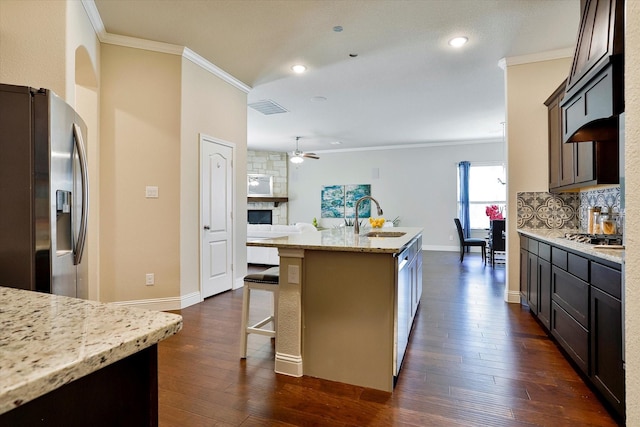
{"left": 200, "top": 136, "right": 234, "bottom": 298}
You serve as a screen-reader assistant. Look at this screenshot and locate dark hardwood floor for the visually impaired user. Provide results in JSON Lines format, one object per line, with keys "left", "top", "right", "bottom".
{"left": 157, "top": 251, "right": 619, "bottom": 426}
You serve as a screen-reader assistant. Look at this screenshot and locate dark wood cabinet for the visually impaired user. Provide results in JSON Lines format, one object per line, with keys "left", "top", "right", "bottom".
{"left": 519, "top": 233, "right": 625, "bottom": 421}
{"left": 590, "top": 262, "right": 625, "bottom": 417}
{"left": 527, "top": 252, "right": 539, "bottom": 314}
{"left": 546, "top": 80, "right": 618, "bottom": 192}
{"left": 538, "top": 258, "right": 552, "bottom": 330}
{"left": 546, "top": 80, "right": 576, "bottom": 189}
{"left": 562, "top": 0, "right": 624, "bottom": 143}
{"left": 519, "top": 247, "right": 529, "bottom": 304}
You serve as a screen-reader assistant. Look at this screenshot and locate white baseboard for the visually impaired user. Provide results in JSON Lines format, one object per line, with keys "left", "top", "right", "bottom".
{"left": 111, "top": 291, "right": 202, "bottom": 311}
{"left": 180, "top": 291, "right": 203, "bottom": 309}
{"left": 422, "top": 245, "right": 461, "bottom": 252}
{"left": 275, "top": 352, "right": 303, "bottom": 377}
{"left": 504, "top": 289, "right": 521, "bottom": 304}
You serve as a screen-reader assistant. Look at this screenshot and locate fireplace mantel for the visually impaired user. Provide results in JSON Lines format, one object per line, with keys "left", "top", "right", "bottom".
{"left": 247, "top": 196, "right": 289, "bottom": 207}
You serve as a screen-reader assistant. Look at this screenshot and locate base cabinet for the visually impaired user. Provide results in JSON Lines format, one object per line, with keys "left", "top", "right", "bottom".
{"left": 519, "top": 233, "right": 624, "bottom": 421}
{"left": 538, "top": 258, "right": 552, "bottom": 329}
{"left": 591, "top": 282, "right": 625, "bottom": 417}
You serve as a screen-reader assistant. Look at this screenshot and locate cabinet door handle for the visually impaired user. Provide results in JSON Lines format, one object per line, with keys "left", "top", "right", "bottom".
{"left": 204, "top": 225, "right": 210, "bottom": 230}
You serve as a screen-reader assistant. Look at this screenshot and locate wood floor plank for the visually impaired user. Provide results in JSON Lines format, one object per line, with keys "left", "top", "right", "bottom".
{"left": 157, "top": 251, "right": 620, "bottom": 426}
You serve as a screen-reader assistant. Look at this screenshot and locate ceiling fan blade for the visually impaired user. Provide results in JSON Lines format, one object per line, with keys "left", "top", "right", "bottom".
{"left": 303, "top": 153, "right": 320, "bottom": 159}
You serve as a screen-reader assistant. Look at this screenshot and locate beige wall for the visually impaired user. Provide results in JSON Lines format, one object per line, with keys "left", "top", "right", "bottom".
{"left": 503, "top": 58, "right": 572, "bottom": 302}
{"left": 180, "top": 57, "right": 248, "bottom": 295}
{"left": 625, "top": 2, "right": 640, "bottom": 423}
{"left": 0, "top": 0, "right": 67, "bottom": 96}
{"left": 100, "top": 44, "right": 182, "bottom": 302}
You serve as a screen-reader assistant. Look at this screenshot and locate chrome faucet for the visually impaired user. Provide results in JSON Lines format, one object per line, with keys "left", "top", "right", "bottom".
{"left": 354, "top": 196, "right": 384, "bottom": 234}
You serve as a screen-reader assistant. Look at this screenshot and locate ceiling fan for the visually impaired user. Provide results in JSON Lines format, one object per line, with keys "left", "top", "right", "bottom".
{"left": 290, "top": 136, "right": 319, "bottom": 164}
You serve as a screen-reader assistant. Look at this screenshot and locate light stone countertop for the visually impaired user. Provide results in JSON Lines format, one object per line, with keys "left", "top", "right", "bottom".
{"left": 247, "top": 226, "right": 423, "bottom": 254}
{"left": 0, "top": 287, "right": 183, "bottom": 415}
{"left": 518, "top": 228, "right": 624, "bottom": 265}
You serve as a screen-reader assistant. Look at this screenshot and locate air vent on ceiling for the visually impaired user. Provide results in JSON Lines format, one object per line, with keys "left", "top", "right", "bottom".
{"left": 249, "top": 99, "right": 289, "bottom": 115}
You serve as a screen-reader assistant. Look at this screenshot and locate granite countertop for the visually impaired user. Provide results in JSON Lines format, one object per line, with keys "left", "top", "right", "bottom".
{"left": 518, "top": 228, "right": 624, "bottom": 265}
{"left": 0, "top": 287, "right": 183, "bottom": 415}
{"left": 247, "top": 227, "right": 423, "bottom": 254}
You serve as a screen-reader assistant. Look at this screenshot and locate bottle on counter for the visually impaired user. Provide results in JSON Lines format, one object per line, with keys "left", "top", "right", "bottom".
{"left": 600, "top": 209, "right": 617, "bottom": 235}
{"left": 592, "top": 210, "right": 602, "bottom": 234}
{"left": 589, "top": 206, "right": 601, "bottom": 234}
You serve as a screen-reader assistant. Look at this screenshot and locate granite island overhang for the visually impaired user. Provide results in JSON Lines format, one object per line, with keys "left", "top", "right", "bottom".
{"left": 0, "top": 287, "right": 182, "bottom": 425}
{"left": 247, "top": 227, "right": 424, "bottom": 392}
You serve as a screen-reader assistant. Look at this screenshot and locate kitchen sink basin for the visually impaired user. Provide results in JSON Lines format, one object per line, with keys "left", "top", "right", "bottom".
{"left": 364, "top": 231, "right": 406, "bottom": 238}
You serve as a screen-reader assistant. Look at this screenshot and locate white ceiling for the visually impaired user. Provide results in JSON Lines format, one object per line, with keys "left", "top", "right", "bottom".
{"left": 93, "top": 0, "right": 580, "bottom": 154}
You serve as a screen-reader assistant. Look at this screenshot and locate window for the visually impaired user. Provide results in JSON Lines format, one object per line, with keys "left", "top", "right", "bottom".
{"left": 458, "top": 164, "right": 506, "bottom": 229}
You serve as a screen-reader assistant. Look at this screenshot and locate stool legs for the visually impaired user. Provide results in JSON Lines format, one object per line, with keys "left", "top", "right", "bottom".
{"left": 240, "top": 283, "right": 278, "bottom": 359}
{"left": 240, "top": 283, "right": 251, "bottom": 358}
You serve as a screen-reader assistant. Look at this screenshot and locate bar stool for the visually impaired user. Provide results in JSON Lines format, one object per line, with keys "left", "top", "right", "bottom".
{"left": 240, "top": 266, "right": 279, "bottom": 358}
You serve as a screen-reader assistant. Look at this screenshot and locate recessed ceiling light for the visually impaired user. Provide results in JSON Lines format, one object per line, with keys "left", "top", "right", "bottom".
{"left": 291, "top": 64, "right": 307, "bottom": 73}
{"left": 330, "top": 141, "right": 342, "bottom": 145}
{"left": 333, "top": 26, "right": 343, "bottom": 32}
{"left": 448, "top": 36, "right": 468, "bottom": 48}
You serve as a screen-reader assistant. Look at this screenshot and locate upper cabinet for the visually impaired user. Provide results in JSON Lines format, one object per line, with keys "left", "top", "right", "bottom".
{"left": 561, "top": 0, "right": 624, "bottom": 143}
{"left": 547, "top": 80, "right": 618, "bottom": 192}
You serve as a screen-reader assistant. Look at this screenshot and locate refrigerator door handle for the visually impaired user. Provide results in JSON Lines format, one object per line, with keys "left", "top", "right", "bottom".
{"left": 73, "top": 123, "right": 89, "bottom": 266}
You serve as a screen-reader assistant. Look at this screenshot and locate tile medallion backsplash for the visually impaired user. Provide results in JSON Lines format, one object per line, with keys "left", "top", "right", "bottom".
{"left": 517, "top": 186, "right": 621, "bottom": 231}
{"left": 517, "top": 192, "right": 580, "bottom": 230}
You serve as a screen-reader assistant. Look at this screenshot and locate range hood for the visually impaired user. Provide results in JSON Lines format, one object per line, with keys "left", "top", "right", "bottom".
{"left": 561, "top": 0, "right": 624, "bottom": 143}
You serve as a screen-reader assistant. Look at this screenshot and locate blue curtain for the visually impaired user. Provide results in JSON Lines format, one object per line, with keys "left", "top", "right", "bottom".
{"left": 458, "top": 161, "right": 471, "bottom": 238}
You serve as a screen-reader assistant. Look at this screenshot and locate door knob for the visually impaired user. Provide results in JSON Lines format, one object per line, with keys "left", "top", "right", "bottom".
{"left": 204, "top": 225, "right": 210, "bottom": 230}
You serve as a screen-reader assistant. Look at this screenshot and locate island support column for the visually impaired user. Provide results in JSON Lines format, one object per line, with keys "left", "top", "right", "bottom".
{"left": 274, "top": 247, "right": 304, "bottom": 376}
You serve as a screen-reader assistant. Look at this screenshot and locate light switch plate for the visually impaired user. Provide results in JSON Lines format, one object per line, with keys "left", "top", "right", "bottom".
{"left": 288, "top": 265, "right": 300, "bottom": 284}
{"left": 145, "top": 186, "right": 159, "bottom": 198}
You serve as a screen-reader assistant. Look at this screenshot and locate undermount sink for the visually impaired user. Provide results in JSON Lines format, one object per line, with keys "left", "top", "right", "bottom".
{"left": 364, "top": 231, "right": 406, "bottom": 238}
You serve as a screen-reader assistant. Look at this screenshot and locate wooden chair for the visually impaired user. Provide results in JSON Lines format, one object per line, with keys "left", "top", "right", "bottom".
{"left": 240, "top": 266, "right": 279, "bottom": 358}
{"left": 454, "top": 218, "right": 486, "bottom": 263}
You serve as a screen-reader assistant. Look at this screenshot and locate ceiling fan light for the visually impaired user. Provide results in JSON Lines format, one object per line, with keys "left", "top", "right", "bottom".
{"left": 290, "top": 155, "right": 304, "bottom": 164}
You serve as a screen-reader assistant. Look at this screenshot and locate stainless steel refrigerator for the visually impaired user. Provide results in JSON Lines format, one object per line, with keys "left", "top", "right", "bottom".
{"left": 0, "top": 83, "right": 89, "bottom": 299}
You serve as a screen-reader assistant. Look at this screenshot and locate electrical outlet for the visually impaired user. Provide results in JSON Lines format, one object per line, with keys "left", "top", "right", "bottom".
{"left": 145, "top": 273, "right": 155, "bottom": 286}
{"left": 449, "top": 235, "right": 453, "bottom": 241}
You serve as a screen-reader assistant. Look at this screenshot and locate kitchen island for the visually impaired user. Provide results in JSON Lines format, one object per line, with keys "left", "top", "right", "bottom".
{"left": 0, "top": 287, "right": 182, "bottom": 426}
{"left": 247, "top": 226, "right": 423, "bottom": 392}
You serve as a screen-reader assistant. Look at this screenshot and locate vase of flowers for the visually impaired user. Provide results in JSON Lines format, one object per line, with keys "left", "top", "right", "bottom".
{"left": 485, "top": 205, "right": 504, "bottom": 220}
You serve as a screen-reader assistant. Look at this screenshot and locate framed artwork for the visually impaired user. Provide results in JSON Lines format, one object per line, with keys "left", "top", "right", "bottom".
{"left": 321, "top": 185, "right": 344, "bottom": 218}
{"left": 321, "top": 184, "right": 371, "bottom": 218}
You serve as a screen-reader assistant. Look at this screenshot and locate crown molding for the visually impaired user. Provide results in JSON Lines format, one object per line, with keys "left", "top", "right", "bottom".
{"left": 182, "top": 48, "right": 251, "bottom": 93}
{"left": 82, "top": 0, "right": 106, "bottom": 40}
{"left": 304, "top": 137, "right": 505, "bottom": 155}
{"left": 498, "top": 47, "right": 574, "bottom": 70}
{"left": 81, "top": 0, "right": 250, "bottom": 93}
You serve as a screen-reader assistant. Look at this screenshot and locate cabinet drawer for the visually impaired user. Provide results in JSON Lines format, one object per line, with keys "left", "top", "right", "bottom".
{"left": 552, "top": 301, "right": 589, "bottom": 374}
{"left": 591, "top": 262, "right": 622, "bottom": 299}
{"left": 568, "top": 253, "right": 589, "bottom": 282}
{"left": 538, "top": 242, "right": 551, "bottom": 262}
{"left": 527, "top": 239, "right": 539, "bottom": 255}
{"left": 520, "top": 235, "right": 528, "bottom": 249}
{"left": 552, "top": 247, "right": 568, "bottom": 270}
{"left": 552, "top": 266, "right": 589, "bottom": 328}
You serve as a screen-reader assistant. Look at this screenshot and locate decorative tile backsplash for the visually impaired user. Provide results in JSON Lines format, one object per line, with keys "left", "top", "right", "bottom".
{"left": 517, "top": 186, "right": 621, "bottom": 231}
{"left": 517, "top": 192, "right": 580, "bottom": 229}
